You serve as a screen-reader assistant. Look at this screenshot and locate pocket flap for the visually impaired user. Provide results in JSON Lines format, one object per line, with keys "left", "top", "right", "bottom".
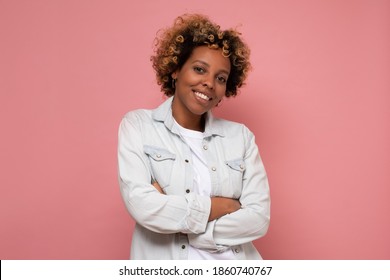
{"left": 143, "top": 145, "right": 176, "bottom": 161}
{"left": 225, "top": 158, "right": 246, "bottom": 172}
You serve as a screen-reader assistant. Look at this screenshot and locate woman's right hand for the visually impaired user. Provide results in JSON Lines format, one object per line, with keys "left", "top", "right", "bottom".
{"left": 209, "top": 197, "right": 241, "bottom": 221}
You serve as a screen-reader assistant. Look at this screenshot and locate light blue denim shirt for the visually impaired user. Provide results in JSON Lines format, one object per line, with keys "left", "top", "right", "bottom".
{"left": 118, "top": 97, "right": 270, "bottom": 259}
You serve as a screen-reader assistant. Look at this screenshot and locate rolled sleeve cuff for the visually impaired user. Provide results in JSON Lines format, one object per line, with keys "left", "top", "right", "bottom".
{"left": 187, "top": 220, "right": 229, "bottom": 253}
{"left": 182, "top": 193, "right": 211, "bottom": 234}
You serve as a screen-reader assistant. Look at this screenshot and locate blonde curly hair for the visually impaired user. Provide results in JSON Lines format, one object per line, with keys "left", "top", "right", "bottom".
{"left": 151, "top": 14, "right": 251, "bottom": 97}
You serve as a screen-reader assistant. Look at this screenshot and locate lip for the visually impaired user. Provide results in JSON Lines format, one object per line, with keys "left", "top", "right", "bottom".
{"left": 192, "top": 90, "right": 213, "bottom": 103}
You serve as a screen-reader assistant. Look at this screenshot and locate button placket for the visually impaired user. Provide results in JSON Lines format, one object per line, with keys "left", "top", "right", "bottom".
{"left": 182, "top": 142, "right": 193, "bottom": 196}
{"left": 178, "top": 233, "right": 188, "bottom": 259}
{"left": 202, "top": 139, "right": 221, "bottom": 196}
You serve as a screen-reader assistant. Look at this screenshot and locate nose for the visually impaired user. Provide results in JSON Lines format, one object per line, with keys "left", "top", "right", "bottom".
{"left": 202, "top": 75, "right": 214, "bottom": 90}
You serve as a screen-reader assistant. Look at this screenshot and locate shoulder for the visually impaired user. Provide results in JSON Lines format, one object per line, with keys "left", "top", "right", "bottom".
{"left": 123, "top": 109, "right": 152, "bottom": 121}
{"left": 118, "top": 109, "right": 154, "bottom": 135}
{"left": 122, "top": 109, "right": 153, "bottom": 126}
{"left": 212, "top": 116, "right": 253, "bottom": 137}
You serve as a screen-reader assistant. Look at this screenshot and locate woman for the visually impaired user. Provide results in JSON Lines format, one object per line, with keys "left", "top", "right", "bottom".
{"left": 118, "top": 14, "right": 270, "bottom": 260}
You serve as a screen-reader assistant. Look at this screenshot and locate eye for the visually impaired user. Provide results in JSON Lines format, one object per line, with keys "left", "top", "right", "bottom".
{"left": 217, "top": 76, "right": 227, "bottom": 84}
{"left": 193, "top": 66, "right": 205, "bottom": 73}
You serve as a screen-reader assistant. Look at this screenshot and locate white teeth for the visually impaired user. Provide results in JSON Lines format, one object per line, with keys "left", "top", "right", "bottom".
{"left": 194, "top": 91, "right": 210, "bottom": 101}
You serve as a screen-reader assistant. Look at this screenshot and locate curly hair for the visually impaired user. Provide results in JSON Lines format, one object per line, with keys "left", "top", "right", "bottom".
{"left": 151, "top": 14, "right": 252, "bottom": 97}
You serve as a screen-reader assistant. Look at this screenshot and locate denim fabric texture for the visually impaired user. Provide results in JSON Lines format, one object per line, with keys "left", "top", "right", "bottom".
{"left": 118, "top": 97, "right": 270, "bottom": 259}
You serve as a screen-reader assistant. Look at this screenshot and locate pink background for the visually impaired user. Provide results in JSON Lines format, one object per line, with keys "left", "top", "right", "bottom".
{"left": 1, "top": 0, "right": 389, "bottom": 259}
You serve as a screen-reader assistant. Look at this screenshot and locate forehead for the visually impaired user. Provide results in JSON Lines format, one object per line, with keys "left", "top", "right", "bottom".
{"left": 187, "top": 46, "right": 231, "bottom": 72}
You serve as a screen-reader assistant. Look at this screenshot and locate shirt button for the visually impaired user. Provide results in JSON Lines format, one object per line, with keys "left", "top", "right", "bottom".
{"left": 185, "top": 159, "right": 189, "bottom": 163}
{"left": 156, "top": 154, "right": 161, "bottom": 158}
{"left": 181, "top": 245, "right": 186, "bottom": 249}
{"left": 203, "top": 145, "right": 208, "bottom": 150}
{"left": 234, "top": 248, "right": 240, "bottom": 253}
{"left": 186, "top": 189, "right": 190, "bottom": 193}
{"left": 240, "top": 164, "right": 244, "bottom": 170}
{"left": 211, "top": 167, "right": 217, "bottom": 171}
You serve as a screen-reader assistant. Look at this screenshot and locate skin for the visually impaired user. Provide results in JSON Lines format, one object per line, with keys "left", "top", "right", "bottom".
{"left": 171, "top": 45, "right": 231, "bottom": 131}
{"left": 152, "top": 46, "right": 241, "bottom": 222}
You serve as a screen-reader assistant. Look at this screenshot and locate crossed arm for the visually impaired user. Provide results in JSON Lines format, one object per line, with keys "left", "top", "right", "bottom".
{"left": 152, "top": 182, "right": 241, "bottom": 222}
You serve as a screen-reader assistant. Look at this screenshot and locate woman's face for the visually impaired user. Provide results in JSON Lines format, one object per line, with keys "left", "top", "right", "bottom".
{"left": 172, "top": 45, "right": 231, "bottom": 124}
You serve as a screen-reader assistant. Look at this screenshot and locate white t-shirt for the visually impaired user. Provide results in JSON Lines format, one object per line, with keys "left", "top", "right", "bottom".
{"left": 174, "top": 120, "right": 235, "bottom": 260}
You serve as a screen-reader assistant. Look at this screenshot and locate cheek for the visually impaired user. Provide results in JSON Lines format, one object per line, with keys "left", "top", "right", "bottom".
{"left": 216, "top": 84, "right": 227, "bottom": 98}
{"left": 178, "top": 71, "right": 200, "bottom": 85}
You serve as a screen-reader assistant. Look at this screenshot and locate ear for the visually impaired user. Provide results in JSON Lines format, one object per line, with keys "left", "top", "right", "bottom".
{"left": 171, "top": 71, "right": 178, "bottom": 80}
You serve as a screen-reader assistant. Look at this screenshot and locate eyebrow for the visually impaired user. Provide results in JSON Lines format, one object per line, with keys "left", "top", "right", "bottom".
{"left": 192, "top": 60, "right": 230, "bottom": 75}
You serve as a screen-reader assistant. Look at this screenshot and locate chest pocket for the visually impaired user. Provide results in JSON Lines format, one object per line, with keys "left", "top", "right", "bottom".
{"left": 144, "top": 145, "right": 176, "bottom": 188}
{"left": 225, "top": 158, "right": 246, "bottom": 198}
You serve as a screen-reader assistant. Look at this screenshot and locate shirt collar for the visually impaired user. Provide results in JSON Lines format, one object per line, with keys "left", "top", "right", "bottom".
{"left": 152, "top": 96, "right": 225, "bottom": 138}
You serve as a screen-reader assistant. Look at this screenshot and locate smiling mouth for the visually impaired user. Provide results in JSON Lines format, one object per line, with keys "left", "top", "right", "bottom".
{"left": 194, "top": 91, "right": 213, "bottom": 101}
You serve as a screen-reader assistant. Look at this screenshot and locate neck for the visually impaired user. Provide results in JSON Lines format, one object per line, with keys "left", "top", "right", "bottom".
{"left": 171, "top": 99, "right": 205, "bottom": 132}
{"left": 173, "top": 112, "right": 205, "bottom": 132}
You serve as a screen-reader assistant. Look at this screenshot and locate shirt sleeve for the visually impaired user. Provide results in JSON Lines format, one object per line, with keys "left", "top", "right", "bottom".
{"left": 188, "top": 126, "right": 270, "bottom": 252}
{"left": 118, "top": 112, "right": 211, "bottom": 234}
